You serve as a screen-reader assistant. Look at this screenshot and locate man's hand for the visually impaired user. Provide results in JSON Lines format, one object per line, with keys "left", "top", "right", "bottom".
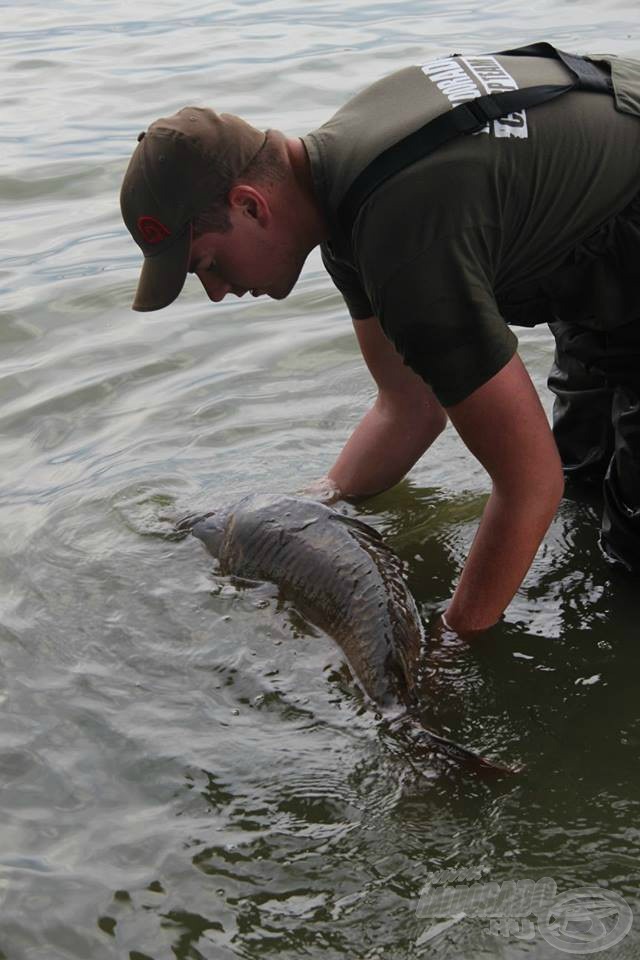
{"left": 297, "top": 476, "right": 343, "bottom": 504}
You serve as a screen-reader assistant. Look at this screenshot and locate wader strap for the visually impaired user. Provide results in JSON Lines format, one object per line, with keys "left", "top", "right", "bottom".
{"left": 496, "top": 41, "right": 613, "bottom": 94}
{"left": 337, "top": 43, "right": 613, "bottom": 240}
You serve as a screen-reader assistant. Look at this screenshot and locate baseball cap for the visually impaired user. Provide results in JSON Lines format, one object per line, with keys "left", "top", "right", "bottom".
{"left": 120, "top": 107, "right": 266, "bottom": 311}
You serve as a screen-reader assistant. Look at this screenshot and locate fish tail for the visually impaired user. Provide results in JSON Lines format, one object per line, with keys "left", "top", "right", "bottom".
{"left": 385, "top": 715, "right": 523, "bottom": 778}
{"left": 420, "top": 728, "right": 523, "bottom": 777}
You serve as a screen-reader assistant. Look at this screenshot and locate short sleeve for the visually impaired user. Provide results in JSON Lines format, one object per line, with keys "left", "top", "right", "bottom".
{"left": 321, "top": 242, "right": 374, "bottom": 319}
{"left": 373, "top": 233, "right": 518, "bottom": 407}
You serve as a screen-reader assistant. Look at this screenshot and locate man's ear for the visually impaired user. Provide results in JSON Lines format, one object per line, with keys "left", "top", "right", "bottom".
{"left": 228, "top": 184, "right": 270, "bottom": 225}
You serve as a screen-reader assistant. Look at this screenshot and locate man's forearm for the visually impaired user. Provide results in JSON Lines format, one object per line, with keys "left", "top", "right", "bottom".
{"left": 441, "top": 353, "right": 566, "bottom": 634}
{"left": 445, "top": 479, "right": 563, "bottom": 633}
{"left": 328, "top": 395, "right": 447, "bottom": 497}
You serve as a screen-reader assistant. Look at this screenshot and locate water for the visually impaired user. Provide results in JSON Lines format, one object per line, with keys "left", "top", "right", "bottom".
{"left": 1, "top": 2, "right": 639, "bottom": 958}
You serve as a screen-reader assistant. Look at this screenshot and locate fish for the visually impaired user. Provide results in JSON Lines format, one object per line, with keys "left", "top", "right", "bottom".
{"left": 181, "top": 494, "right": 517, "bottom": 776}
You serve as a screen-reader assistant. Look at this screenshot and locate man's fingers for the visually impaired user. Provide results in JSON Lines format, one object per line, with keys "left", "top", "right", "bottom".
{"left": 297, "top": 477, "right": 343, "bottom": 504}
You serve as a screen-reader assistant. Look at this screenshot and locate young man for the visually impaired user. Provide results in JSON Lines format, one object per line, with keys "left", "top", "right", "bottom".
{"left": 120, "top": 43, "right": 640, "bottom": 634}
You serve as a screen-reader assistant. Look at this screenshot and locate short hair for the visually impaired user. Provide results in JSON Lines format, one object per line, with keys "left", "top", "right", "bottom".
{"left": 192, "top": 133, "right": 287, "bottom": 235}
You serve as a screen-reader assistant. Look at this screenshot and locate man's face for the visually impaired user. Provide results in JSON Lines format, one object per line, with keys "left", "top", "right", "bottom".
{"left": 188, "top": 194, "right": 305, "bottom": 303}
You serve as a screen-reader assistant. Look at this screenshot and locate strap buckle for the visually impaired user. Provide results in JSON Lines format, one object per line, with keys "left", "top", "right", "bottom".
{"left": 466, "top": 95, "right": 508, "bottom": 127}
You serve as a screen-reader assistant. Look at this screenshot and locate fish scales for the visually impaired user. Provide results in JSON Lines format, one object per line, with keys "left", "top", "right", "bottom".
{"left": 192, "top": 494, "right": 424, "bottom": 707}
{"left": 188, "top": 494, "right": 518, "bottom": 775}
{"left": 224, "top": 512, "right": 355, "bottom": 626}
{"left": 230, "top": 508, "right": 403, "bottom": 702}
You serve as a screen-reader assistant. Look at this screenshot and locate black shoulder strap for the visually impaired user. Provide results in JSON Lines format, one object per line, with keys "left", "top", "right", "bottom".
{"left": 337, "top": 43, "right": 613, "bottom": 240}
{"left": 497, "top": 41, "right": 612, "bottom": 94}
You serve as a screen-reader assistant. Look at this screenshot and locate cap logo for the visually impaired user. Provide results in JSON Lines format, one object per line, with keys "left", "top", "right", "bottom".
{"left": 137, "top": 215, "right": 171, "bottom": 245}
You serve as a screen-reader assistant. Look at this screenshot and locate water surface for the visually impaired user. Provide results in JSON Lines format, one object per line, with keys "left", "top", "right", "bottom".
{"left": 1, "top": 2, "right": 639, "bottom": 957}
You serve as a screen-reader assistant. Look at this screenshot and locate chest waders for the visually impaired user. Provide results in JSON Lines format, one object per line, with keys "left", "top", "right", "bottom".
{"left": 339, "top": 41, "right": 640, "bottom": 573}
{"left": 337, "top": 42, "right": 614, "bottom": 239}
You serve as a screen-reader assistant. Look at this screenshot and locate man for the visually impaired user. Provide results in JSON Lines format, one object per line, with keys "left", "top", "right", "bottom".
{"left": 120, "top": 43, "right": 640, "bottom": 635}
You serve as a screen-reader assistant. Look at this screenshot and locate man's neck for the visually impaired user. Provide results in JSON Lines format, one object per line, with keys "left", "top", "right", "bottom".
{"left": 285, "top": 136, "right": 330, "bottom": 246}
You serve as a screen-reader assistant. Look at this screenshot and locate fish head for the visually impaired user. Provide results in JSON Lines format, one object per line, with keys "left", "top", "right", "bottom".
{"left": 191, "top": 511, "right": 229, "bottom": 558}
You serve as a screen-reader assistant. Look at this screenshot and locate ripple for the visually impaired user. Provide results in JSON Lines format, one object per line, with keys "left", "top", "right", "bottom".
{"left": 2, "top": 3, "right": 639, "bottom": 959}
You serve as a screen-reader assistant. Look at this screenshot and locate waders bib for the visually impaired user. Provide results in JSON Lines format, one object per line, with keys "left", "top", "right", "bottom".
{"left": 338, "top": 42, "right": 640, "bottom": 572}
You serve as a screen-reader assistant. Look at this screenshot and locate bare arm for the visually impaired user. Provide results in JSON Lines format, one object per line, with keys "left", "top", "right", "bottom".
{"left": 309, "top": 317, "right": 561, "bottom": 633}
{"left": 327, "top": 316, "right": 448, "bottom": 496}
{"left": 444, "top": 353, "right": 564, "bottom": 632}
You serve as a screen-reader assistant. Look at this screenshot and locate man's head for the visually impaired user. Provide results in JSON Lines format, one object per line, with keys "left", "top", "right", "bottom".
{"left": 120, "top": 106, "right": 295, "bottom": 311}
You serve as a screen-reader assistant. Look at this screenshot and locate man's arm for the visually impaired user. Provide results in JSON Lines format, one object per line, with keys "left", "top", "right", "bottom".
{"left": 327, "top": 316, "right": 448, "bottom": 496}
{"left": 313, "top": 316, "right": 562, "bottom": 633}
{"left": 443, "top": 352, "right": 564, "bottom": 632}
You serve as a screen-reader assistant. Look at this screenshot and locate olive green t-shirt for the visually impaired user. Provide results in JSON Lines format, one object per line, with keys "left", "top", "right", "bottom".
{"left": 303, "top": 49, "right": 640, "bottom": 406}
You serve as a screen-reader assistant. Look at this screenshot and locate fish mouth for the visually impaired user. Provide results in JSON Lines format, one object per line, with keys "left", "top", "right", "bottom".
{"left": 174, "top": 510, "right": 216, "bottom": 534}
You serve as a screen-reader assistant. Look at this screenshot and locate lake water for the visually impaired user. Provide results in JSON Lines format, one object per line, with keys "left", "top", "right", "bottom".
{"left": 1, "top": 2, "right": 639, "bottom": 958}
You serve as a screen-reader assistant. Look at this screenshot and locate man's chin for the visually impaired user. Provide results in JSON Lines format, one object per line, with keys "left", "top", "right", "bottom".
{"left": 255, "top": 268, "right": 302, "bottom": 301}
{"left": 273, "top": 265, "right": 305, "bottom": 300}
{"left": 252, "top": 289, "right": 281, "bottom": 300}
{"left": 267, "top": 282, "right": 295, "bottom": 301}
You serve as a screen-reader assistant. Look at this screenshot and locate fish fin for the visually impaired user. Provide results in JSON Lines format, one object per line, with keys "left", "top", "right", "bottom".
{"left": 385, "top": 715, "right": 523, "bottom": 778}
{"left": 357, "top": 533, "right": 423, "bottom": 693}
{"left": 332, "top": 512, "right": 386, "bottom": 543}
{"left": 334, "top": 514, "right": 424, "bottom": 695}
{"left": 334, "top": 515, "right": 409, "bottom": 589}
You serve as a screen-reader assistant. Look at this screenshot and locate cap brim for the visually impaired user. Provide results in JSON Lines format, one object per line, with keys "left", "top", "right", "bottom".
{"left": 131, "top": 224, "right": 192, "bottom": 312}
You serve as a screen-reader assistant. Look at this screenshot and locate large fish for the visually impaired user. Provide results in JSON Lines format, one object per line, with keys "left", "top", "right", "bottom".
{"left": 183, "top": 494, "right": 515, "bottom": 775}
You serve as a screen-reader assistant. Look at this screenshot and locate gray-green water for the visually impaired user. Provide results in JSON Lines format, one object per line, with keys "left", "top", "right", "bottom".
{"left": 1, "top": 3, "right": 638, "bottom": 958}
